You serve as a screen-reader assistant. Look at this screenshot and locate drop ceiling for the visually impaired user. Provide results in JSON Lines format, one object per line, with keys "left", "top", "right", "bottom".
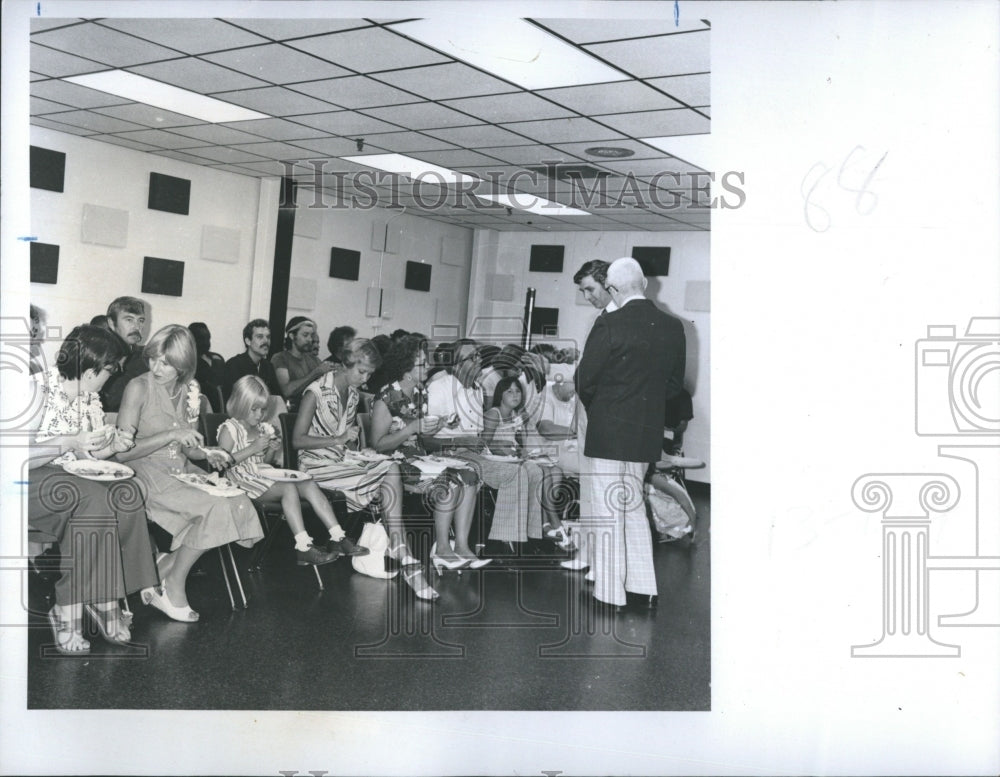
{"left": 29, "top": 16, "right": 711, "bottom": 232}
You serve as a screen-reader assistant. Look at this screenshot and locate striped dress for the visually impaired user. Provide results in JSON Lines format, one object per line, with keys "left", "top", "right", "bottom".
{"left": 218, "top": 418, "right": 274, "bottom": 499}
{"left": 297, "top": 373, "right": 393, "bottom": 510}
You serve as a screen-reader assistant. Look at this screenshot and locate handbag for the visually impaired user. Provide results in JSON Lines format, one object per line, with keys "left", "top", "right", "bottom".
{"left": 352, "top": 520, "right": 398, "bottom": 579}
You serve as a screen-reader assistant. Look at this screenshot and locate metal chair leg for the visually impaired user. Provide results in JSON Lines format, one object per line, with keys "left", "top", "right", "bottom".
{"left": 225, "top": 544, "right": 248, "bottom": 608}
{"left": 217, "top": 547, "right": 236, "bottom": 611}
{"left": 312, "top": 565, "right": 324, "bottom": 590}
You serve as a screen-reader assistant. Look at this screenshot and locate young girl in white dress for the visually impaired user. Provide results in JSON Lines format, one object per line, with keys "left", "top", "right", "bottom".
{"left": 217, "top": 376, "right": 367, "bottom": 566}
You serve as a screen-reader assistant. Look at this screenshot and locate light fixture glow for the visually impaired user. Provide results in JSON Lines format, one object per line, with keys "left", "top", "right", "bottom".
{"left": 341, "top": 153, "right": 480, "bottom": 186}
{"left": 394, "top": 18, "right": 626, "bottom": 90}
{"left": 64, "top": 71, "right": 270, "bottom": 123}
{"left": 640, "top": 135, "right": 713, "bottom": 171}
{"left": 475, "top": 191, "right": 590, "bottom": 216}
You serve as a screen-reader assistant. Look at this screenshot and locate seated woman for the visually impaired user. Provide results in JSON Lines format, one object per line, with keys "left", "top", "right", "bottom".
{"left": 27, "top": 325, "right": 158, "bottom": 652}
{"left": 369, "top": 335, "right": 488, "bottom": 573}
{"left": 217, "top": 375, "right": 359, "bottom": 565}
{"left": 116, "top": 325, "right": 263, "bottom": 622}
{"left": 485, "top": 376, "right": 573, "bottom": 550}
{"left": 293, "top": 338, "right": 438, "bottom": 601}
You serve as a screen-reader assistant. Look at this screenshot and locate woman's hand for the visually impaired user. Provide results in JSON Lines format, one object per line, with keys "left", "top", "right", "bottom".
{"left": 110, "top": 425, "right": 136, "bottom": 453}
{"left": 74, "top": 427, "right": 114, "bottom": 454}
{"left": 337, "top": 426, "right": 359, "bottom": 447}
{"left": 418, "top": 417, "right": 443, "bottom": 435}
{"left": 171, "top": 428, "right": 204, "bottom": 449}
{"left": 203, "top": 448, "right": 232, "bottom": 471}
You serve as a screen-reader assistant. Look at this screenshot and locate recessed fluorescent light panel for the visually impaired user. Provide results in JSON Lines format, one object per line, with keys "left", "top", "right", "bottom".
{"left": 641, "top": 135, "right": 712, "bottom": 172}
{"left": 476, "top": 191, "right": 590, "bottom": 216}
{"left": 64, "top": 71, "right": 270, "bottom": 123}
{"left": 394, "top": 18, "right": 626, "bottom": 89}
{"left": 342, "top": 153, "right": 479, "bottom": 186}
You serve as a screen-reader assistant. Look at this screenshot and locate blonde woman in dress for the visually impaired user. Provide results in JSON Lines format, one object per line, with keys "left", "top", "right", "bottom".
{"left": 117, "top": 325, "right": 263, "bottom": 622}
{"left": 293, "top": 338, "right": 437, "bottom": 600}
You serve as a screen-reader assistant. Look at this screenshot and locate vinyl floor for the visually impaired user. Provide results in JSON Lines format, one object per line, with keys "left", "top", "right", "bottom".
{"left": 26, "top": 483, "right": 710, "bottom": 711}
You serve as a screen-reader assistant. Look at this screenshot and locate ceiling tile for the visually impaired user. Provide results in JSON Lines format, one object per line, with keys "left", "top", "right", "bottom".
{"left": 373, "top": 62, "right": 517, "bottom": 100}
{"left": 409, "top": 149, "right": 505, "bottom": 169}
{"left": 30, "top": 22, "right": 182, "bottom": 68}
{"left": 182, "top": 146, "right": 274, "bottom": 164}
{"left": 441, "top": 92, "right": 575, "bottom": 124}
{"left": 539, "top": 81, "right": 681, "bottom": 115}
{"left": 285, "top": 136, "right": 372, "bottom": 157}
{"left": 239, "top": 159, "right": 318, "bottom": 176}
{"left": 289, "top": 75, "right": 419, "bottom": 109}
{"left": 93, "top": 103, "right": 205, "bottom": 129}
{"left": 218, "top": 117, "right": 330, "bottom": 141}
{"left": 98, "top": 19, "right": 269, "bottom": 55}
{"left": 645, "top": 74, "right": 710, "bottom": 107}
{"left": 229, "top": 141, "right": 320, "bottom": 161}
{"left": 127, "top": 58, "right": 270, "bottom": 93}
{"left": 30, "top": 78, "right": 130, "bottom": 109}
{"left": 30, "top": 116, "right": 94, "bottom": 136}
{"left": 470, "top": 144, "right": 576, "bottom": 166}
{"left": 151, "top": 149, "right": 220, "bottom": 166}
{"left": 223, "top": 19, "right": 374, "bottom": 40}
{"left": 550, "top": 139, "right": 665, "bottom": 161}
{"left": 168, "top": 123, "right": 273, "bottom": 146}
{"left": 41, "top": 110, "right": 147, "bottom": 134}
{"left": 86, "top": 134, "right": 160, "bottom": 152}
{"left": 30, "top": 96, "right": 74, "bottom": 115}
{"left": 500, "top": 117, "right": 627, "bottom": 144}
{"left": 359, "top": 132, "right": 459, "bottom": 154}
{"left": 204, "top": 43, "right": 351, "bottom": 85}
{"left": 287, "top": 27, "right": 450, "bottom": 72}
{"left": 30, "top": 43, "right": 108, "bottom": 78}
{"left": 31, "top": 18, "right": 84, "bottom": 33}
{"left": 584, "top": 31, "right": 710, "bottom": 78}
{"left": 532, "top": 18, "right": 709, "bottom": 44}
{"left": 111, "top": 128, "right": 210, "bottom": 150}
{"left": 293, "top": 111, "right": 400, "bottom": 135}
{"left": 212, "top": 86, "right": 339, "bottom": 116}
{"left": 424, "top": 124, "right": 532, "bottom": 149}
{"left": 594, "top": 108, "right": 710, "bottom": 138}
{"left": 361, "top": 102, "right": 477, "bottom": 130}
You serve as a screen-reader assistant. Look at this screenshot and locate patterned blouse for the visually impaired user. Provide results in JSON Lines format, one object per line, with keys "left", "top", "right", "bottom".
{"left": 376, "top": 381, "right": 427, "bottom": 458}
{"left": 34, "top": 367, "right": 106, "bottom": 464}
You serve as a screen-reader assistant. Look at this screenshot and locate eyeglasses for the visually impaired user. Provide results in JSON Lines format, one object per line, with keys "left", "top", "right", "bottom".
{"left": 605, "top": 284, "right": 619, "bottom": 294}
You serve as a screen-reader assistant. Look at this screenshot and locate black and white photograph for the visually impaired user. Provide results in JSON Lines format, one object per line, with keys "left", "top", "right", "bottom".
{"left": 1, "top": 1, "right": 997, "bottom": 775}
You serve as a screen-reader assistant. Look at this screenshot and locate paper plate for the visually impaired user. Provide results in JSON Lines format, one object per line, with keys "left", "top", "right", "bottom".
{"left": 171, "top": 473, "right": 244, "bottom": 497}
{"left": 62, "top": 459, "right": 134, "bottom": 481}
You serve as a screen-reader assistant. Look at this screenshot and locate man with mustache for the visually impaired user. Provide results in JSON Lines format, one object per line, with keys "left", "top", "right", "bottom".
{"left": 99, "top": 296, "right": 149, "bottom": 412}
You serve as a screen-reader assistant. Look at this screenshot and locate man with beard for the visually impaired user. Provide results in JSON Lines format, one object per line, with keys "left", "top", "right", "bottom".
{"left": 99, "top": 296, "right": 149, "bottom": 412}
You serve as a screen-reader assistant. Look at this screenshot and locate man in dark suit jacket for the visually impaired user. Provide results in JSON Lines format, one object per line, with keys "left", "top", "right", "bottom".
{"left": 576, "top": 257, "right": 686, "bottom": 609}
{"left": 99, "top": 296, "right": 149, "bottom": 412}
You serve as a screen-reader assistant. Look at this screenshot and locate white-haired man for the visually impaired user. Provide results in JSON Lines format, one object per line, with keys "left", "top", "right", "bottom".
{"left": 575, "top": 257, "right": 686, "bottom": 610}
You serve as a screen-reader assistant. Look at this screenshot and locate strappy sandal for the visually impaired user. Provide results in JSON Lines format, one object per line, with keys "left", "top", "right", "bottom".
{"left": 84, "top": 603, "right": 131, "bottom": 645}
{"left": 386, "top": 541, "right": 421, "bottom": 567}
{"left": 141, "top": 581, "right": 199, "bottom": 622}
{"left": 401, "top": 565, "right": 439, "bottom": 601}
{"left": 543, "top": 523, "right": 575, "bottom": 550}
{"left": 47, "top": 605, "right": 90, "bottom": 655}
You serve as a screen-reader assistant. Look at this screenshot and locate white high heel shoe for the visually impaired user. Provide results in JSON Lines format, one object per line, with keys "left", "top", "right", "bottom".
{"left": 430, "top": 542, "right": 470, "bottom": 576}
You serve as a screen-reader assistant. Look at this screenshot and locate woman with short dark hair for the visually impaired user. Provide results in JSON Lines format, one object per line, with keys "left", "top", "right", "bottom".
{"left": 28, "top": 325, "right": 158, "bottom": 652}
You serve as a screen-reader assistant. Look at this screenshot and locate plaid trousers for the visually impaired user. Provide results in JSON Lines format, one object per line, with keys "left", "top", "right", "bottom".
{"left": 582, "top": 456, "right": 657, "bottom": 606}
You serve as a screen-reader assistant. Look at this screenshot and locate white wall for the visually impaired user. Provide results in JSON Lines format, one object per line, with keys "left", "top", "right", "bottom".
{"left": 29, "top": 127, "right": 266, "bottom": 362}
{"left": 288, "top": 204, "right": 473, "bottom": 345}
{"left": 466, "top": 229, "right": 711, "bottom": 482}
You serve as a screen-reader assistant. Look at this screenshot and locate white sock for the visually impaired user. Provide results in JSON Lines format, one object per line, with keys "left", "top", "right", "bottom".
{"left": 328, "top": 526, "right": 345, "bottom": 542}
{"left": 293, "top": 531, "right": 314, "bottom": 552}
